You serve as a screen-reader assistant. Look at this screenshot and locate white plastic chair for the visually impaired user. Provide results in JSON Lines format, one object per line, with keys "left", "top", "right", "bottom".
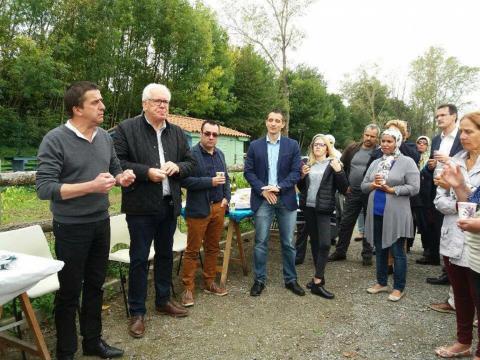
{"left": 108, "top": 214, "right": 155, "bottom": 317}
{"left": 0, "top": 225, "right": 59, "bottom": 298}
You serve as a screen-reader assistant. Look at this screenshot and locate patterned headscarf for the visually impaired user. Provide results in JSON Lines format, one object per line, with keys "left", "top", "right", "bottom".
{"left": 416, "top": 135, "right": 431, "bottom": 169}
{"left": 376, "top": 128, "right": 403, "bottom": 180}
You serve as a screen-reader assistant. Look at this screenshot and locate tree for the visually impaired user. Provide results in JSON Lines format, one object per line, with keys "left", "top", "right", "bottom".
{"left": 228, "top": 45, "right": 279, "bottom": 138}
{"left": 341, "top": 66, "right": 391, "bottom": 135}
{"left": 288, "top": 65, "right": 334, "bottom": 150}
{"left": 328, "top": 94, "right": 353, "bottom": 149}
{"left": 221, "top": 0, "right": 316, "bottom": 134}
{"left": 409, "top": 46, "right": 479, "bottom": 135}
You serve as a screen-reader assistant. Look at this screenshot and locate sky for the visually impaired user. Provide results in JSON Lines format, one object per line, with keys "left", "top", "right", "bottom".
{"left": 202, "top": 0, "right": 480, "bottom": 110}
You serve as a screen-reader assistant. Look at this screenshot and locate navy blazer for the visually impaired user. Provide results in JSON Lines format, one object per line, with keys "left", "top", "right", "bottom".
{"left": 181, "top": 144, "right": 231, "bottom": 218}
{"left": 420, "top": 129, "right": 463, "bottom": 206}
{"left": 244, "top": 136, "right": 301, "bottom": 212}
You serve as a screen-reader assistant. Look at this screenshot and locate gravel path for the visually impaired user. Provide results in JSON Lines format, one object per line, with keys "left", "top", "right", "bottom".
{"left": 3, "top": 234, "right": 462, "bottom": 359}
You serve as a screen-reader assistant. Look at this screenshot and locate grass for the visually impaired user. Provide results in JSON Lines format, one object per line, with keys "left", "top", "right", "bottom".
{"left": 0, "top": 173, "right": 253, "bottom": 320}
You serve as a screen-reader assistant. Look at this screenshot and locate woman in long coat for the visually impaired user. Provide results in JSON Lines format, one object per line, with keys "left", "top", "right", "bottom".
{"left": 361, "top": 128, "right": 420, "bottom": 301}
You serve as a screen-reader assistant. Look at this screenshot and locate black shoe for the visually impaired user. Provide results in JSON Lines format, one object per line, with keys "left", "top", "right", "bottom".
{"left": 83, "top": 338, "right": 124, "bottom": 359}
{"left": 331, "top": 238, "right": 337, "bottom": 246}
{"left": 306, "top": 279, "right": 313, "bottom": 290}
{"left": 285, "top": 281, "right": 306, "bottom": 296}
{"left": 295, "top": 258, "right": 304, "bottom": 265}
{"left": 328, "top": 252, "right": 346, "bottom": 262}
{"left": 311, "top": 282, "right": 335, "bottom": 299}
{"left": 426, "top": 273, "right": 449, "bottom": 285}
{"left": 250, "top": 281, "right": 265, "bottom": 296}
{"left": 416, "top": 256, "right": 440, "bottom": 265}
{"left": 362, "top": 256, "right": 372, "bottom": 266}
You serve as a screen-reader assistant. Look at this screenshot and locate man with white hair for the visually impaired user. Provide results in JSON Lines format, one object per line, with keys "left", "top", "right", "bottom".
{"left": 114, "top": 83, "right": 196, "bottom": 338}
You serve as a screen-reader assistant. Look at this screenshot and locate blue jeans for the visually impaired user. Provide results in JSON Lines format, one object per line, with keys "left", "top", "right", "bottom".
{"left": 253, "top": 200, "right": 297, "bottom": 284}
{"left": 126, "top": 206, "right": 176, "bottom": 316}
{"left": 373, "top": 215, "right": 407, "bottom": 291}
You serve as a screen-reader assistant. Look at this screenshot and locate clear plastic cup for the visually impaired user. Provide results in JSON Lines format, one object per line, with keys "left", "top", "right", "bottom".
{"left": 216, "top": 171, "right": 225, "bottom": 177}
{"left": 458, "top": 202, "right": 477, "bottom": 219}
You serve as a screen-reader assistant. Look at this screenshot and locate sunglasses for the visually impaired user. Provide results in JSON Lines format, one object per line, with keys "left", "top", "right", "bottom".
{"left": 203, "top": 131, "right": 219, "bottom": 138}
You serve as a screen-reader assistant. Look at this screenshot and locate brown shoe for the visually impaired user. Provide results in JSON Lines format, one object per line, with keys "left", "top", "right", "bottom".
{"left": 181, "top": 290, "right": 194, "bottom": 307}
{"left": 128, "top": 315, "right": 145, "bottom": 338}
{"left": 204, "top": 283, "right": 228, "bottom": 296}
{"left": 156, "top": 301, "right": 188, "bottom": 318}
{"left": 429, "top": 302, "right": 455, "bottom": 314}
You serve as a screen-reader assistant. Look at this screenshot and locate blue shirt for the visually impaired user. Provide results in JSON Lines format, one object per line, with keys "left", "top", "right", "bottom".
{"left": 266, "top": 135, "right": 281, "bottom": 186}
{"left": 200, "top": 145, "right": 225, "bottom": 203}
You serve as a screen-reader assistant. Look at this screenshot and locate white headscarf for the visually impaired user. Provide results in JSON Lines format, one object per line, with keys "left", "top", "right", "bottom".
{"left": 377, "top": 128, "right": 403, "bottom": 178}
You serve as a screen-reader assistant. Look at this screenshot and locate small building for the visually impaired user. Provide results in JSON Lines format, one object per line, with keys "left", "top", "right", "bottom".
{"left": 168, "top": 114, "right": 250, "bottom": 166}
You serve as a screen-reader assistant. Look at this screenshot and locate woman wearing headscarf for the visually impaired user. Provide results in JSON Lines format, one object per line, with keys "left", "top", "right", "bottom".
{"left": 414, "top": 135, "right": 433, "bottom": 256}
{"left": 431, "top": 112, "right": 480, "bottom": 359}
{"left": 297, "top": 134, "right": 348, "bottom": 299}
{"left": 361, "top": 128, "right": 420, "bottom": 301}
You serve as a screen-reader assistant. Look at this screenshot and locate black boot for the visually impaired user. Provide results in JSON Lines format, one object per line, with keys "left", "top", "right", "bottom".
{"left": 310, "top": 278, "right": 335, "bottom": 299}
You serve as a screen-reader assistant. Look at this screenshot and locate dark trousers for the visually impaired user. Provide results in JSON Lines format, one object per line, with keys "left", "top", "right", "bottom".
{"left": 445, "top": 258, "right": 480, "bottom": 356}
{"left": 295, "top": 210, "right": 312, "bottom": 264}
{"left": 304, "top": 208, "right": 332, "bottom": 279}
{"left": 53, "top": 218, "right": 110, "bottom": 357}
{"left": 126, "top": 202, "right": 176, "bottom": 316}
{"left": 334, "top": 188, "right": 372, "bottom": 258}
{"left": 421, "top": 208, "right": 442, "bottom": 262}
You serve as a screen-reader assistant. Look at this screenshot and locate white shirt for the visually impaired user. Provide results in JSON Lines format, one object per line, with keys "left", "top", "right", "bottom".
{"left": 144, "top": 116, "right": 171, "bottom": 196}
{"left": 439, "top": 126, "right": 459, "bottom": 155}
{"left": 65, "top": 120, "right": 98, "bottom": 142}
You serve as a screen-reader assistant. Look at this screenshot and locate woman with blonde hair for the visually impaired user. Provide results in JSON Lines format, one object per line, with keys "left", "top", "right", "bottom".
{"left": 432, "top": 111, "right": 480, "bottom": 359}
{"left": 297, "top": 134, "right": 348, "bottom": 298}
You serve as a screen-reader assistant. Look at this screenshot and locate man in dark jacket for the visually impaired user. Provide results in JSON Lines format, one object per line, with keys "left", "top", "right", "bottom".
{"left": 180, "top": 120, "right": 231, "bottom": 307}
{"left": 113, "top": 83, "right": 196, "bottom": 338}
{"left": 420, "top": 104, "right": 462, "bottom": 282}
{"left": 329, "top": 124, "right": 380, "bottom": 265}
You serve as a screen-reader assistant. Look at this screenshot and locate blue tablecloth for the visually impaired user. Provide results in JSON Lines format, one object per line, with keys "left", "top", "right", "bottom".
{"left": 180, "top": 207, "right": 253, "bottom": 223}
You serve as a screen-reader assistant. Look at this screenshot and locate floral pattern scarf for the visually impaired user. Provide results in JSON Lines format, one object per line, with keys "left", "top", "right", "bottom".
{"left": 376, "top": 128, "right": 403, "bottom": 179}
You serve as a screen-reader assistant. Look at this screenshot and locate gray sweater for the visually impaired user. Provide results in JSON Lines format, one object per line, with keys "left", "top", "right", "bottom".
{"left": 36, "top": 125, "right": 122, "bottom": 224}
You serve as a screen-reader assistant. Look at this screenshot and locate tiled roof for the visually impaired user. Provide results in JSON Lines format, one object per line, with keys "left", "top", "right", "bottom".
{"left": 168, "top": 114, "right": 250, "bottom": 138}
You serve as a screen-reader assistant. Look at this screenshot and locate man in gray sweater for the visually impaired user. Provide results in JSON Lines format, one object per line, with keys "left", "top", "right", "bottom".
{"left": 36, "top": 81, "right": 135, "bottom": 360}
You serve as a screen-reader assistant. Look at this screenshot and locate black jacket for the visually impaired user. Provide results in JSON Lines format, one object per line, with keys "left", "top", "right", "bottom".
{"left": 297, "top": 161, "right": 349, "bottom": 214}
{"left": 181, "top": 144, "right": 231, "bottom": 218}
{"left": 113, "top": 114, "right": 196, "bottom": 217}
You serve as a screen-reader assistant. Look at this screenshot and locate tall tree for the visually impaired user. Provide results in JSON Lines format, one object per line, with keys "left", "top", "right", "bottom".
{"left": 228, "top": 45, "right": 279, "bottom": 138}
{"left": 288, "top": 65, "right": 333, "bottom": 149}
{"left": 221, "top": 0, "right": 316, "bottom": 134}
{"left": 409, "top": 46, "right": 479, "bottom": 135}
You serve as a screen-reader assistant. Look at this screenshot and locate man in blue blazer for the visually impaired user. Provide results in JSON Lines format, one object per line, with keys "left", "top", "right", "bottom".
{"left": 418, "top": 104, "right": 462, "bottom": 282}
{"left": 244, "top": 110, "right": 305, "bottom": 297}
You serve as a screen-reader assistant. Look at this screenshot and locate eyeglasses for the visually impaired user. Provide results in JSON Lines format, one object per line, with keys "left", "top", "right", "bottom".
{"left": 203, "top": 131, "right": 219, "bottom": 138}
{"left": 148, "top": 98, "right": 169, "bottom": 106}
{"left": 313, "top": 143, "right": 327, "bottom": 148}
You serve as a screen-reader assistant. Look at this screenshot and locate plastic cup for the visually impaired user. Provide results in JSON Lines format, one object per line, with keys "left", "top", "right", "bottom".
{"left": 458, "top": 202, "right": 477, "bottom": 219}
{"left": 376, "top": 173, "right": 386, "bottom": 185}
{"left": 216, "top": 171, "right": 225, "bottom": 177}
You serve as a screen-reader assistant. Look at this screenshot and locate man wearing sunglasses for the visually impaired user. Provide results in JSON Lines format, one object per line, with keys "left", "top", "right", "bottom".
{"left": 113, "top": 83, "right": 196, "bottom": 338}
{"left": 244, "top": 109, "right": 305, "bottom": 297}
{"left": 180, "top": 120, "right": 231, "bottom": 307}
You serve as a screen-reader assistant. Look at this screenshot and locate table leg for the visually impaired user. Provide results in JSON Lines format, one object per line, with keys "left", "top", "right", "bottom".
{"left": 234, "top": 222, "right": 248, "bottom": 276}
{"left": 219, "top": 221, "right": 235, "bottom": 288}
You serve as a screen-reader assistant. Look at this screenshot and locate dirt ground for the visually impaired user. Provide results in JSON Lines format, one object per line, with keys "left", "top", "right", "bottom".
{"left": 3, "top": 233, "right": 463, "bottom": 359}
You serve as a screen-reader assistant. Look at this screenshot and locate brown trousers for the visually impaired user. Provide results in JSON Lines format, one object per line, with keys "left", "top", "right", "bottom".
{"left": 182, "top": 202, "right": 226, "bottom": 291}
